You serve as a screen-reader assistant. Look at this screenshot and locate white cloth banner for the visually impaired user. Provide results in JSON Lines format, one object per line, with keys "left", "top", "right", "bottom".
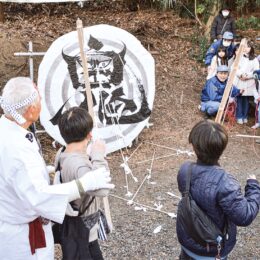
{"left": 38, "top": 24, "right": 155, "bottom": 154}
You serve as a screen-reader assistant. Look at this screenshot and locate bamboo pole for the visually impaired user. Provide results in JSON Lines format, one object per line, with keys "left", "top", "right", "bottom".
{"left": 76, "top": 19, "right": 113, "bottom": 230}
{"left": 76, "top": 19, "right": 94, "bottom": 118}
{"left": 215, "top": 38, "right": 247, "bottom": 124}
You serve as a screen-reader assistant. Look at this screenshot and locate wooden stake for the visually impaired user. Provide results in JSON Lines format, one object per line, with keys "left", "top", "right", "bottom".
{"left": 215, "top": 38, "right": 247, "bottom": 124}
{"left": 76, "top": 19, "right": 113, "bottom": 230}
{"left": 235, "top": 134, "right": 260, "bottom": 139}
{"left": 76, "top": 19, "right": 94, "bottom": 118}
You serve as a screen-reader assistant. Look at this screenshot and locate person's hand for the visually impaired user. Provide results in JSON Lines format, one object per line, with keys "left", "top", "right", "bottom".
{"left": 248, "top": 174, "right": 257, "bottom": 180}
{"left": 79, "top": 167, "right": 115, "bottom": 191}
{"left": 240, "top": 74, "right": 248, "bottom": 81}
{"left": 91, "top": 139, "right": 106, "bottom": 156}
{"left": 240, "top": 89, "right": 245, "bottom": 94}
{"left": 257, "top": 97, "right": 260, "bottom": 102}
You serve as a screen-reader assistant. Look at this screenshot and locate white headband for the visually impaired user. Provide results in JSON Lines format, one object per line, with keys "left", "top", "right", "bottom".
{"left": 0, "top": 91, "right": 38, "bottom": 124}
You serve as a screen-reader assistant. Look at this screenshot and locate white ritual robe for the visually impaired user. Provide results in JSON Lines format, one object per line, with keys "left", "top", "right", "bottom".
{"left": 0, "top": 116, "right": 69, "bottom": 260}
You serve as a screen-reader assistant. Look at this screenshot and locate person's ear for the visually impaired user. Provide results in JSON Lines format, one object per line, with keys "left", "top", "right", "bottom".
{"left": 87, "top": 132, "right": 92, "bottom": 141}
{"left": 23, "top": 105, "right": 33, "bottom": 120}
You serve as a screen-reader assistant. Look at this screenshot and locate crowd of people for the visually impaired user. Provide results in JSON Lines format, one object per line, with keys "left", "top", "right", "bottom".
{"left": 200, "top": 28, "right": 260, "bottom": 126}
{"left": 0, "top": 5, "right": 259, "bottom": 260}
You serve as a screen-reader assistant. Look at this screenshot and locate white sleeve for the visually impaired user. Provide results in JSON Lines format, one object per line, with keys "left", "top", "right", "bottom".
{"left": 9, "top": 161, "right": 69, "bottom": 224}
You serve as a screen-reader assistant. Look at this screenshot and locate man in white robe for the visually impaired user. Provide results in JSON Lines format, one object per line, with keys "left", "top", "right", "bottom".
{"left": 0, "top": 77, "right": 114, "bottom": 260}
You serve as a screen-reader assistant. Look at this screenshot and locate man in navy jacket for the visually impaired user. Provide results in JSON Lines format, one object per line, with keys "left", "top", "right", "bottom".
{"left": 205, "top": 32, "right": 236, "bottom": 67}
{"left": 200, "top": 65, "right": 243, "bottom": 116}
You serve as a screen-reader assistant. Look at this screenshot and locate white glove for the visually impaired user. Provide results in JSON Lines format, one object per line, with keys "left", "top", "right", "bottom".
{"left": 79, "top": 167, "right": 114, "bottom": 191}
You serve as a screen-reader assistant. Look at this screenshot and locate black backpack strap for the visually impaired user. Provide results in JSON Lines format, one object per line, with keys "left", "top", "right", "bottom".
{"left": 79, "top": 196, "right": 95, "bottom": 216}
{"left": 184, "top": 163, "right": 194, "bottom": 194}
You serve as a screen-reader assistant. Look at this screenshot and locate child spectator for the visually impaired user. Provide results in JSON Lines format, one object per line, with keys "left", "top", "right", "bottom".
{"left": 210, "top": 5, "right": 236, "bottom": 42}
{"left": 177, "top": 119, "right": 260, "bottom": 259}
{"left": 56, "top": 107, "right": 109, "bottom": 260}
{"left": 233, "top": 41, "right": 260, "bottom": 124}
{"left": 207, "top": 46, "right": 229, "bottom": 79}
{"left": 205, "top": 32, "right": 236, "bottom": 68}
{"left": 200, "top": 65, "right": 243, "bottom": 117}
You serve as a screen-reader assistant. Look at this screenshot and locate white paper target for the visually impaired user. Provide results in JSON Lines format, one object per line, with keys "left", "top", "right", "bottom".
{"left": 38, "top": 24, "right": 155, "bottom": 154}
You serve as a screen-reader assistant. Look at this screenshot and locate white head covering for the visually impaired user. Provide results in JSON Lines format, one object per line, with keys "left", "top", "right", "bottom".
{"left": 0, "top": 91, "right": 38, "bottom": 124}
{"left": 0, "top": 77, "right": 38, "bottom": 124}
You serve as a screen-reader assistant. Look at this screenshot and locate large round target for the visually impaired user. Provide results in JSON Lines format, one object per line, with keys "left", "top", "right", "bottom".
{"left": 38, "top": 24, "right": 155, "bottom": 154}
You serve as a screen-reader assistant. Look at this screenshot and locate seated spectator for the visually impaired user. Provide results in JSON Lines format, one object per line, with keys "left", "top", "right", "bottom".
{"left": 200, "top": 65, "right": 243, "bottom": 117}
{"left": 210, "top": 5, "right": 236, "bottom": 42}
{"left": 205, "top": 32, "right": 236, "bottom": 68}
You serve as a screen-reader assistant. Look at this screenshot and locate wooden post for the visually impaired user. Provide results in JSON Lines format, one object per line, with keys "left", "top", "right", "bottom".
{"left": 76, "top": 19, "right": 113, "bottom": 230}
{"left": 215, "top": 38, "right": 247, "bottom": 123}
{"left": 76, "top": 19, "right": 94, "bottom": 118}
{"left": 0, "top": 3, "right": 5, "bottom": 23}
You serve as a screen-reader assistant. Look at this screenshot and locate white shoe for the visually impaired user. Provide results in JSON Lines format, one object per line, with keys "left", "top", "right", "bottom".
{"left": 237, "top": 119, "right": 243, "bottom": 124}
{"left": 243, "top": 118, "right": 248, "bottom": 123}
{"left": 251, "top": 123, "right": 260, "bottom": 129}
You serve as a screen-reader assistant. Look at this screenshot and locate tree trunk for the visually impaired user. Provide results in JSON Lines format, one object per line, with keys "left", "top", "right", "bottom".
{"left": 204, "top": 1, "right": 220, "bottom": 41}
{"left": 0, "top": 3, "right": 4, "bottom": 23}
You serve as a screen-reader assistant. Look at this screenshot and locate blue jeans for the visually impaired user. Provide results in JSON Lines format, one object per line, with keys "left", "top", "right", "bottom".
{"left": 201, "top": 101, "right": 220, "bottom": 116}
{"left": 236, "top": 96, "right": 249, "bottom": 120}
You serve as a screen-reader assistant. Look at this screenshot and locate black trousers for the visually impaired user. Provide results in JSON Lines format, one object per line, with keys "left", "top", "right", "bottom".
{"left": 89, "top": 240, "right": 104, "bottom": 260}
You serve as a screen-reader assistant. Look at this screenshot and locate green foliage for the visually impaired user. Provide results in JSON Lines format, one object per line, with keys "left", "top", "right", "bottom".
{"left": 236, "top": 16, "right": 260, "bottom": 30}
{"left": 189, "top": 34, "right": 209, "bottom": 63}
{"left": 196, "top": 4, "right": 206, "bottom": 15}
{"left": 235, "top": 0, "right": 248, "bottom": 11}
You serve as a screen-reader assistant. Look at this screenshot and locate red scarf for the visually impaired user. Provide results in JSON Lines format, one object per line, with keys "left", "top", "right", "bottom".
{"left": 29, "top": 218, "right": 46, "bottom": 254}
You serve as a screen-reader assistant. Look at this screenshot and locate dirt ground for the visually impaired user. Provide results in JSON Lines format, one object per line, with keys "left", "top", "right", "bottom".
{"left": 0, "top": 3, "right": 259, "bottom": 260}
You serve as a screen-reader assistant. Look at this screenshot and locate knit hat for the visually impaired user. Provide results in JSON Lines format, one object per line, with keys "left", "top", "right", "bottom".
{"left": 223, "top": 31, "right": 233, "bottom": 40}
{"left": 217, "top": 65, "right": 229, "bottom": 73}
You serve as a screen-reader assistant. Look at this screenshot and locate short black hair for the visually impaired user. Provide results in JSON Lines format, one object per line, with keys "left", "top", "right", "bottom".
{"left": 188, "top": 120, "right": 228, "bottom": 165}
{"left": 58, "top": 107, "right": 93, "bottom": 144}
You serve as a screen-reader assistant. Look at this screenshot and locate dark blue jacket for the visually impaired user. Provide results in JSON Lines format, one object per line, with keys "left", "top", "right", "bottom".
{"left": 176, "top": 161, "right": 260, "bottom": 257}
{"left": 201, "top": 76, "right": 240, "bottom": 102}
{"left": 205, "top": 40, "right": 236, "bottom": 66}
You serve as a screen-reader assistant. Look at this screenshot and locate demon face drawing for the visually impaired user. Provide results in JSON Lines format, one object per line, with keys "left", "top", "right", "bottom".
{"left": 50, "top": 35, "right": 151, "bottom": 126}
